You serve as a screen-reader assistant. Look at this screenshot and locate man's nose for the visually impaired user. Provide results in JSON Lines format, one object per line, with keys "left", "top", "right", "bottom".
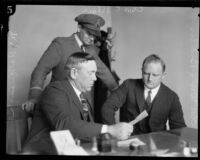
{"left": 93, "top": 74, "right": 97, "bottom": 81}
{"left": 89, "top": 35, "right": 95, "bottom": 41}
{"left": 148, "top": 74, "right": 153, "bottom": 81}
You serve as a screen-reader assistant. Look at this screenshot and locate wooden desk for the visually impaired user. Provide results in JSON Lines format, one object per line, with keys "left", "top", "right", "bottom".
{"left": 82, "top": 127, "right": 198, "bottom": 157}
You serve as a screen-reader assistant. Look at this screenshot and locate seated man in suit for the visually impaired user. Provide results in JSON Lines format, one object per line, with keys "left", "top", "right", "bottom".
{"left": 101, "top": 54, "right": 186, "bottom": 135}
{"left": 22, "top": 52, "right": 133, "bottom": 154}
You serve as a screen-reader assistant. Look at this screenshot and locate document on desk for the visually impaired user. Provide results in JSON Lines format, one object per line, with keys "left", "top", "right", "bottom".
{"left": 129, "top": 110, "right": 148, "bottom": 125}
{"left": 117, "top": 137, "right": 146, "bottom": 147}
{"left": 50, "top": 130, "right": 88, "bottom": 155}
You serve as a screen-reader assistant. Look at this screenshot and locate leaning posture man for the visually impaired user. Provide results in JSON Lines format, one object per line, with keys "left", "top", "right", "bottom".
{"left": 22, "top": 13, "right": 118, "bottom": 113}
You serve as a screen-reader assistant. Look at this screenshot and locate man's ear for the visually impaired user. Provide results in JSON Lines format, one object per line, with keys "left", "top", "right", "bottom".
{"left": 70, "top": 68, "right": 77, "bottom": 80}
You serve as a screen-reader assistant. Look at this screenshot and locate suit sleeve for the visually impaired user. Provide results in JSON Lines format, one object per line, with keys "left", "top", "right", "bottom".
{"left": 86, "top": 45, "right": 118, "bottom": 91}
{"left": 101, "top": 80, "right": 129, "bottom": 124}
{"left": 168, "top": 93, "right": 187, "bottom": 129}
{"left": 40, "top": 85, "right": 102, "bottom": 140}
{"left": 28, "top": 38, "right": 62, "bottom": 101}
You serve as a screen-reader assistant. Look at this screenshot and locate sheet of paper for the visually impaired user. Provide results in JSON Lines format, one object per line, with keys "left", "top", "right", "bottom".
{"left": 151, "top": 149, "right": 169, "bottom": 156}
{"left": 50, "top": 130, "right": 88, "bottom": 155}
{"left": 117, "top": 137, "right": 146, "bottom": 147}
{"left": 50, "top": 130, "right": 76, "bottom": 146}
{"left": 129, "top": 110, "right": 148, "bottom": 125}
{"left": 159, "top": 151, "right": 180, "bottom": 157}
{"left": 59, "top": 144, "right": 89, "bottom": 155}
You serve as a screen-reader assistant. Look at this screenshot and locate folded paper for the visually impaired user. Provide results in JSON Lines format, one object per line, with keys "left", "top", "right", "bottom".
{"left": 129, "top": 110, "right": 148, "bottom": 125}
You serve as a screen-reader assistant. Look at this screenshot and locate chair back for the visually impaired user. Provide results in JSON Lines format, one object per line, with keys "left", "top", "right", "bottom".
{"left": 6, "top": 105, "right": 32, "bottom": 154}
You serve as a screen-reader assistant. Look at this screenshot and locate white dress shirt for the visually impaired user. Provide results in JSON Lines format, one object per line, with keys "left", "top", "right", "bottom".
{"left": 144, "top": 84, "right": 160, "bottom": 103}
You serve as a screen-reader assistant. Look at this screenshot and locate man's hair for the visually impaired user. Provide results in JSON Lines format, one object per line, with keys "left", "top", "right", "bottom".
{"left": 65, "top": 52, "right": 95, "bottom": 76}
{"left": 142, "top": 54, "right": 166, "bottom": 73}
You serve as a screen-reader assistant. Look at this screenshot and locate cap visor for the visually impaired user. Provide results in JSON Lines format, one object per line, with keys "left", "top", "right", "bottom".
{"left": 84, "top": 27, "right": 101, "bottom": 38}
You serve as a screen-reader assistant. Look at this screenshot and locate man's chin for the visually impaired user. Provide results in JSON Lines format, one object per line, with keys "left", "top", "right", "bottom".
{"left": 85, "top": 87, "right": 92, "bottom": 92}
{"left": 145, "top": 84, "right": 154, "bottom": 89}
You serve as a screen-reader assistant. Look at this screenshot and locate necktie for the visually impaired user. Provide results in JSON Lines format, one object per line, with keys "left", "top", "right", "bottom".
{"left": 81, "top": 45, "right": 85, "bottom": 52}
{"left": 145, "top": 90, "right": 152, "bottom": 112}
{"left": 80, "top": 93, "right": 89, "bottom": 121}
{"left": 141, "top": 90, "right": 152, "bottom": 133}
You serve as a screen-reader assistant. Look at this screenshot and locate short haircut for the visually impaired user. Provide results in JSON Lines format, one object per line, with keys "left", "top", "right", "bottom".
{"left": 142, "top": 54, "right": 166, "bottom": 73}
{"left": 65, "top": 52, "right": 95, "bottom": 75}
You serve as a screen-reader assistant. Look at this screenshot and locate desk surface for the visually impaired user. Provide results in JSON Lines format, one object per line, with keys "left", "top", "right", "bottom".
{"left": 82, "top": 127, "right": 198, "bottom": 157}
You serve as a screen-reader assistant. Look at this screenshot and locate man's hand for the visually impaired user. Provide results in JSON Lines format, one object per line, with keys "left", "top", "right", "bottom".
{"left": 21, "top": 99, "right": 37, "bottom": 113}
{"left": 107, "top": 122, "right": 133, "bottom": 140}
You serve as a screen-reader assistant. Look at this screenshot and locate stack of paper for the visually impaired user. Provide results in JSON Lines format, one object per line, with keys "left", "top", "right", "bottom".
{"left": 50, "top": 130, "right": 88, "bottom": 155}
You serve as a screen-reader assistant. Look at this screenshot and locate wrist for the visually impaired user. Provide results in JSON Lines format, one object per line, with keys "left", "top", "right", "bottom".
{"left": 101, "top": 125, "right": 108, "bottom": 133}
{"left": 107, "top": 125, "right": 115, "bottom": 137}
{"left": 28, "top": 87, "right": 43, "bottom": 102}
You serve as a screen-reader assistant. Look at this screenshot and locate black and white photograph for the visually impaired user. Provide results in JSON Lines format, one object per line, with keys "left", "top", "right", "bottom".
{"left": 2, "top": 1, "right": 199, "bottom": 157}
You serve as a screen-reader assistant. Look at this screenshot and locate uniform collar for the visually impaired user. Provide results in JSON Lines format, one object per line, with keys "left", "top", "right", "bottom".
{"left": 74, "top": 33, "right": 83, "bottom": 48}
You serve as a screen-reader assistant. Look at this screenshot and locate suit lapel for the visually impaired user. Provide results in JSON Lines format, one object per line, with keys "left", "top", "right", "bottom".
{"left": 149, "top": 83, "right": 164, "bottom": 115}
{"left": 134, "top": 80, "right": 149, "bottom": 133}
{"left": 63, "top": 80, "right": 86, "bottom": 119}
{"left": 135, "top": 80, "right": 146, "bottom": 113}
{"left": 64, "top": 80, "right": 94, "bottom": 122}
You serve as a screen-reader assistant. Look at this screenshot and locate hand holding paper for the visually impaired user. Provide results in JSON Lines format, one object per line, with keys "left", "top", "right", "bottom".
{"left": 129, "top": 110, "right": 148, "bottom": 125}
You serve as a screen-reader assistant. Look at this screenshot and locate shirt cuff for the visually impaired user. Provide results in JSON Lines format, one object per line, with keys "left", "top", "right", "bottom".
{"left": 101, "top": 125, "right": 108, "bottom": 133}
{"left": 30, "top": 86, "right": 43, "bottom": 90}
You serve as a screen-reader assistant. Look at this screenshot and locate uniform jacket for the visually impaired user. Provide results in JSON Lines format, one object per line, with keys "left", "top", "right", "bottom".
{"left": 101, "top": 79, "right": 186, "bottom": 134}
{"left": 29, "top": 34, "right": 118, "bottom": 100}
{"left": 22, "top": 80, "right": 102, "bottom": 154}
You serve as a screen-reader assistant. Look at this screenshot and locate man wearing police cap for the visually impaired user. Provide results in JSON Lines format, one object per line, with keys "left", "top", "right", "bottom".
{"left": 22, "top": 13, "right": 118, "bottom": 115}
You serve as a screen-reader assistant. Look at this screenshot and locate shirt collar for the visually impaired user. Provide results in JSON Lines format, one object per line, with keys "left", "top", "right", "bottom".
{"left": 144, "top": 84, "right": 160, "bottom": 98}
{"left": 68, "top": 79, "right": 82, "bottom": 100}
{"left": 74, "top": 33, "right": 83, "bottom": 48}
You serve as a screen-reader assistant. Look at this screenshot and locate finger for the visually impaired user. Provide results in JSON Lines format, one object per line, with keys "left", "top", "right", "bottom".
{"left": 24, "top": 105, "right": 29, "bottom": 112}
{"left": 127, "top": 127, "right": 133, "bottom": 132}
{"left": 21, "top": 104, "right": 24, "bottom": 110}
{"left": 129, "top": 125, "right": 134, "bottom": 131}
{"left": 21, "top": 103, "right": 27, "bottom": 110}
{"left": 26, "top": 104, "right": 35, "bottom": 113}
{"left": 24, "top": 104, "right": 32, "bottom": 112}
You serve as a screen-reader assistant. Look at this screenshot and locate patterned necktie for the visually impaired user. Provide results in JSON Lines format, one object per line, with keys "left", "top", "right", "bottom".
{"left": 145, "top": 90, "right": 152, "bottom": 112}
{"left": 80, "top": 93, "right": 89, "bottom": 121}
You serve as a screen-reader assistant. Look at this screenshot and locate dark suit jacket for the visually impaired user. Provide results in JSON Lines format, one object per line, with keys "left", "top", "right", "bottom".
{"left": 101, "top": 79, "right": 186, "bottom": 134}
{"left": 22, "top": 80, "right": 102, "bottom": 154}
{"left": 29, "top": 34, "right": 118, "bottom": 101}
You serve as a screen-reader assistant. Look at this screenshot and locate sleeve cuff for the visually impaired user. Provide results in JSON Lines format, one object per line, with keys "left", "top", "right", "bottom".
{"left": 101, "top": 125, "right": 108, "bottom": 133}
{"left": 30, "top": 86, "right": 43, "bottom": 90}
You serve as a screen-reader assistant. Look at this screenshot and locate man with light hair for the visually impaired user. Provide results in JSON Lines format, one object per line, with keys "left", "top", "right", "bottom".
{"left": 102, "top": 54, "right": 186, "bottom": 134}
